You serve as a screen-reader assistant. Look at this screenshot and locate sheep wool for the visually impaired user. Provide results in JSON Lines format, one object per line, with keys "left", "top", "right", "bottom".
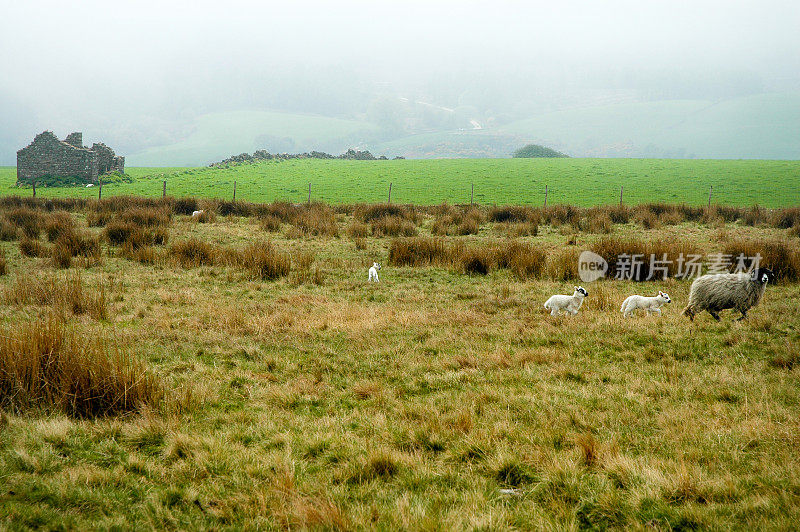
{"left": 683, "top": 268, "right": 775, "bottom": 321}
{"left": 620, "top": 291, "right": 671, "bottom": 317}
{"left": 544, "top": 286, "right": 588, "bottom": 316}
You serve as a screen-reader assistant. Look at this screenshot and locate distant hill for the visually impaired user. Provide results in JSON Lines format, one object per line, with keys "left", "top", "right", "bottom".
{"left": 127, "top": 110, "right": 379, "bottom": 166}
{"left": 498, "top": 92, "right": 800, "bottom": 159}
{"left": 59, "top": 91, "right": 800, "bottom": 165}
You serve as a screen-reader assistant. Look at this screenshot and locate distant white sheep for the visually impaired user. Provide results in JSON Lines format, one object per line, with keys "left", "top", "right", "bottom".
{"left": 620, "top": 291, "right": 671, "bottom": 317}
{"left": 683, "top": 268, "right": 774, "bottom": 321}
{"left": 544, "top": 286, "right": 588, "bottom": 316}
{"left": 191, "top": 210, "right": 205, "bottom": 218}
{"left": 368, "top": 262, "right": 381, "bottom": 283}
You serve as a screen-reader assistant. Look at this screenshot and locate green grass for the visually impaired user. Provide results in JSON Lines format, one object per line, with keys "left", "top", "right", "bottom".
{"left": 1, "top": 206, "right": 799, "bottom": 529}
{"left": 3, "top": 157, "right": 800, "bottom": 207}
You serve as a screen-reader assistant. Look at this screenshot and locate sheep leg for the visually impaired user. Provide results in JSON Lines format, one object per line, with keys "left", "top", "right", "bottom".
{"left": 550, "top": 308, "right": 559, "bottom": 317}
{"left": 708, "top": 310, "right": 721, "bottom": 321}
{"left": 736, "top": 311, "right": 748, "bottom": 321}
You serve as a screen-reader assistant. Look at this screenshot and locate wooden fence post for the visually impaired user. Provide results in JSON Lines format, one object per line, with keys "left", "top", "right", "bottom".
{"left": 620, "top": 185, "right": 623, "bottom": 206}
{"left": 98, "top": 179, "right": 102, "bottom": 200}
{"left": 32, "top": 180, "right": 36, "bottom": 198}
{"left": 388, "top": 182, "right": 392, "bottom": 205}
{"left": 233, "top": 181, "right": 236, "bottom": 202}
{"left": 544, "top": 185, "right": 548, "bottom": 208}
{"left": 162, "top": 180, "right": 166, "bottom": 198}
{"left": 708, "top": 185, "right": 713, "bottom": 210}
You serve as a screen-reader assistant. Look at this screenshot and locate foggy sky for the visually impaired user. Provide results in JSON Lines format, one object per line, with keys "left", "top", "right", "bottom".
{"left": 1, "top": 0, "right": 799, "bottom": 162}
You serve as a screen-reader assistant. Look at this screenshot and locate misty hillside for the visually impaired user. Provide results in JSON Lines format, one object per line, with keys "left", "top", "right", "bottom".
{"left": 3, "top": 91, "right": 798, "bottom": 166}
{"left": 2, "top": 2, "right": 799, "bottom": 165}
{"left": 124, "top": 91, "right": 800, "bottom": 165}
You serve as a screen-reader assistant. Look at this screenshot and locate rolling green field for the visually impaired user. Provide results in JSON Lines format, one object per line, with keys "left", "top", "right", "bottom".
{"left": 2, "top": 158, "right": 799, "bottom": 207}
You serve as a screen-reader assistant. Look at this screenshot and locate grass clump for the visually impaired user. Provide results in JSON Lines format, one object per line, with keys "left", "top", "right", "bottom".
{"left": 241, "top": 242, "right": 291, "bottom": 280}
{"left": 19, "top": 237, "right": 49, "bottom": 258}
{"left": 290, "top": 204, "right": 339, "bottom": 237}
{"left": 6, "top": 207, "right": 44, "bottom": 238}
{"left": 3, "top": 272, "right": 108, "bottom": 320}
{"left": 431, "top": 206, "right": 483, "bottom": 236}
{"left": 723, "top": 238, "right": 800, "bottom": 282}
{"left": 168, "top": 238, "right": 217, "bottom": 268}
{"left": 0, "top": 316, "right": 163, "bottom": 417}
{"left": 389, "top": 237, "right": 451, "bottom": 267}
{"left": 259, "top": 214, "right": 282, "bottom": 232}
{"left": 44, "top": 211, "right": 75, "bottom": 242}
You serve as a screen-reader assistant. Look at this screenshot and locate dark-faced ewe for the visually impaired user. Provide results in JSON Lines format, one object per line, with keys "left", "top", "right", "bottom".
{"left": 683, "top": 268, "right": 775, "bottom": 322}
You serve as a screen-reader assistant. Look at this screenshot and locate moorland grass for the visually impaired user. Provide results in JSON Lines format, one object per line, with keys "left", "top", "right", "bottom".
{"left": 0, "top": 201, "right": 799, "bottom": 528}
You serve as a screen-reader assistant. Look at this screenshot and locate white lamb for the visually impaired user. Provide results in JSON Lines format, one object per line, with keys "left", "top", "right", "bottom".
{"left": 191, "top": 210, "right": 205, "bottom": 218}
{"left": 620, "top": 291, "right": 671, "bottom": 317}
{"left": 368, "top": 262, "right": 381, "bottom": 283}
{"left": 544, "top": 286, "right": 588, "bottom": 316}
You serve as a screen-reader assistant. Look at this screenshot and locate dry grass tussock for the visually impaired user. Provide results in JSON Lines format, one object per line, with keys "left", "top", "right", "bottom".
{"left": 431, "top": 205, "right": 484, "bottom": 236}
{"left": 103, "top": 221, "right": 169, "bottom": 249}
{"left": 168, "top": 238, "right": 218, "bottom": 268}
{"left": 591, "top": 236, "right": 704, "bottom": 281}
{"left": 290, "top": 204, "right": 339, "bottom": 237}
{"left": 240, "top": 241, "right": 291, "bottom": 280}
{"left": 51, "top": 230, "right": 102, "bottom": 268}
{"left": 389, "top": 237, "right": 547, "bottom": 279}
{"left": 19, "top": 237, "right": 49, "bottom": 258}
{"left": 3, "top": 271, "right": 109, "bottom": 320}
{"left": 723, "top": 237, "right": 800, "bottom": 282}
{"left": 0, "top": 316, "right": 163, "bottom": 417}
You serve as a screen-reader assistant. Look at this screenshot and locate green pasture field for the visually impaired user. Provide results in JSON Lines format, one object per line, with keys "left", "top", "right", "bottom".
{"left": 1, "top": 157, "right": 799, "bottom": 207}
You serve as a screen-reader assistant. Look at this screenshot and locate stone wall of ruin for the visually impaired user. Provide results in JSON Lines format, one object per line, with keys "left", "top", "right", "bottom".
{"left": 64, "top": 132, "right": 83, "bottom": 148}
{"left": 17, "top": 131, "right": 99, "bottom": 185}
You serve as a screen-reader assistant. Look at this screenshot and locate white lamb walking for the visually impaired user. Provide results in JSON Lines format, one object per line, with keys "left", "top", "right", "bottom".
{"left": 620, "top": 291, "right": 671, "bottom": 317}
{"left": 544, "top": 286, "right": 588, "bottom": 316}
{"left": 368, "top": 262, "right": 381, "bottom": 283}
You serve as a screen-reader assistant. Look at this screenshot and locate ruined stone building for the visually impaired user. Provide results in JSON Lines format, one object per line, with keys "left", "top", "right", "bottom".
{"left": 16, "top": 131, "right": 125, "bottom": 185}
